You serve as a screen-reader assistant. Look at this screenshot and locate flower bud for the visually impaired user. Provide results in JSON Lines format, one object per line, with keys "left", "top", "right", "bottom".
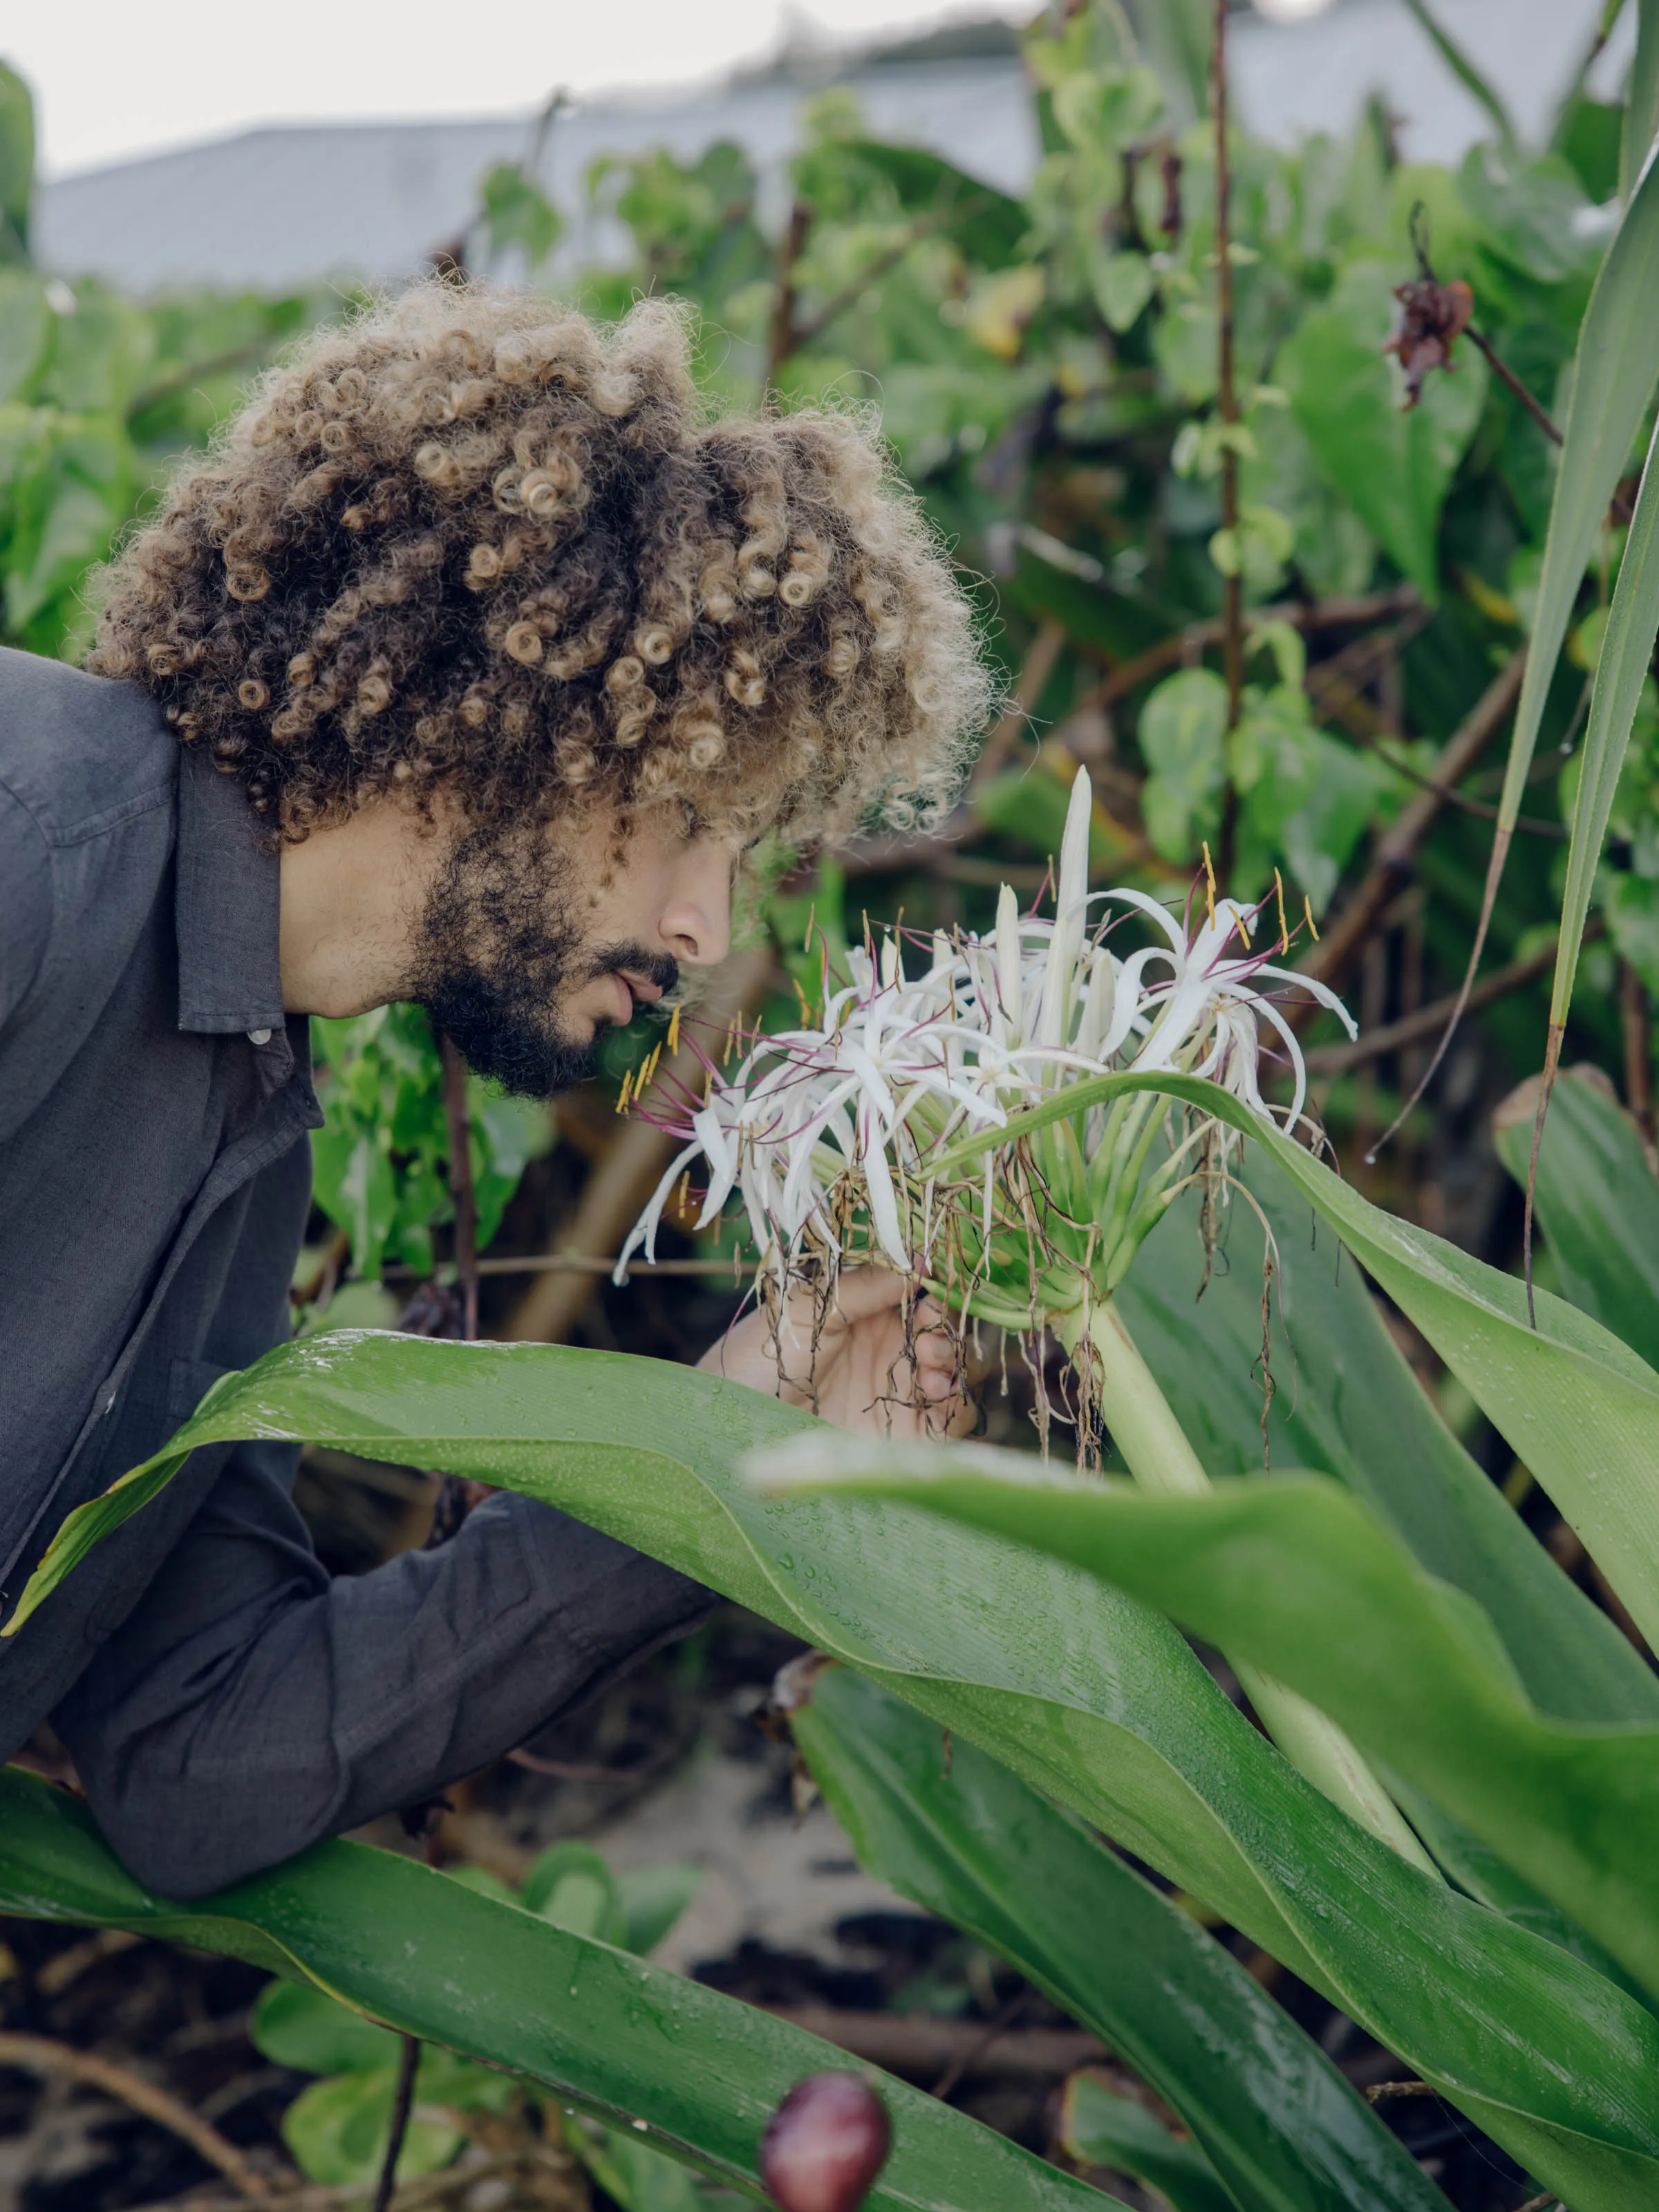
{"left": 760, "top": 2072, "right": 891, "bottom": 2212}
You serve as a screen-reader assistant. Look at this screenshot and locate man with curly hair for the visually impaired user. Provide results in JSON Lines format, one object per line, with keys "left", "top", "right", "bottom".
{"left": 0, "top": 286, "right": 988, "bottom": 1896}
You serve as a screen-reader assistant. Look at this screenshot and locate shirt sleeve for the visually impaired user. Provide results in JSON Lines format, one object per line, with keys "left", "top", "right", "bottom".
{"left": 0, "top": 783, "right": 52, "bottom": 1036}
{"left": 50, "top": 1438, "right": 712, "bottom": 1898}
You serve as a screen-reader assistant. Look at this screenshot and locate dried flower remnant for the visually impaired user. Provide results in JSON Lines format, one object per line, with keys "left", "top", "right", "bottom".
{"left": 760, "top": 2073, "right": 892, "bottom": 2212}
{"left": 1384, "top": 276, "right": 1474, "bottom": 409}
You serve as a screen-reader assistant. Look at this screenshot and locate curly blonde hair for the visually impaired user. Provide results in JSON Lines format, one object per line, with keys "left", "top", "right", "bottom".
{"left": 88, "top": 284, "right": 991, "bottom": 847}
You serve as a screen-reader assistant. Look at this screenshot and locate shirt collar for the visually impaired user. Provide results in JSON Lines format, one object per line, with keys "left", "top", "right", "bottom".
{"left": 174, "top": 742, "right": 287, "bottom": 1039}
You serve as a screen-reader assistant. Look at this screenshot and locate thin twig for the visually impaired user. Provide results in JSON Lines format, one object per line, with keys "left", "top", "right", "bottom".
{"left": 766, "top": 198, "right": 814, "bottom": 390}
{"left": 787, "top": 198, "right": 994, "bottom": 364}
{"left": 1303, "top": 650, "right": 1527, "bottom": 993}
{"left": 968, "top": 619, "right": 1067, "bottom": 790}
{"left": 1211, "top": 0, "right": 1244, "bottom": 877}
{"left": 1305, "top": 926, "right": 1602, "bottom": 1074}
{"left": 0, "top": 2031, "right": 276, "bottom": 2199}
{"left": 929, "top": 1985, "right": 1031, "bottom": 2101}
{"left": 439, "top": 1036, "right": 480, "bottom": 1341}
{"left": 371, "top": 2033, "right": 422, "bottom": 2212}
{"left": 1097, "top": 586, "right": 1420, "bottom": 704}
{"left": 1465, "top": 325, "right": 1564, "bottom": 446}
{"left": 1620, "top": 959, "right": 1657, "bottom": 1151}
{"left": 1364, "top": 2079, "right": 1441, "bottom": 2102}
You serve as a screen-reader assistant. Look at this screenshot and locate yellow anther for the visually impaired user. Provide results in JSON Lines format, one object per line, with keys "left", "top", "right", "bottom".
{"left": 793, "top": 976, "right": 812, "bottom": 1026}
{"left": 803, "top": 900, "right": 816, "bottom": 954}
{"left": 1201, "top": 841, "right": 1217, "bottom": 928}
{"left": 666, "top": 1003, "right": 682, "bottom": 1056}
{"left": 1234, "top": 908, "right": 1252, "bottom": 949}
{"left": 676, "top": 1170, "right": 691, "bottom": 1217}
{"left": 616, "top": 1067, "right": 634, "bottom": 1113}
{"left": 1303, "top": 893, "right": 1320, "bottom": 942}
{"left": 1273, "top": 868, "right": 1289, "bottom": 953}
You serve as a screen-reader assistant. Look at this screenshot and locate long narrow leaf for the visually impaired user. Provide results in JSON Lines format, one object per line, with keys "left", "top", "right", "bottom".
{"left": 1060, "top": 2076, "right": 1235, "bottom": 2212}
{"left": 757, "top": 1444, "right": 1659, "bottom": 2014}
{"left": 0, "top": 1767, "right": 1103, "bottom": 2212}
{"left": 1623, "top": 0, "right": 1659, "bottom": 199}
{"left": 1548, "top": 413, "right": 1659, "bottom": 1035}
{"left": 1489, "top": 132, "right": 1659, "bottom": 904}
{"left": 1123, "top": 1155, "right": 1659, "bottom": 1723}
{"left": 793, "top": 1667, "right": 1447, "bottom": 2212}
{"left": 934, "top": 1069, "right": 1659, "bottom": 1652}
{"left": 17, "top": 1328, "right": 1659, "bottom": 2204}
{"left": 1493, "top": 1063, "right": 1659, "bottom": 1367}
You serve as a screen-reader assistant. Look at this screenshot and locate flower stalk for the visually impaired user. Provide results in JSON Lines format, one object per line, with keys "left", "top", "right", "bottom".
{"left": 1058, "top": 1299, "right": 1438, "bottom": 1873}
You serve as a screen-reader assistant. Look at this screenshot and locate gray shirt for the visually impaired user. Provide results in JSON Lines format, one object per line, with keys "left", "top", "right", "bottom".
{"left": 0, "top": 648, "right": 707, "bottom": 1898}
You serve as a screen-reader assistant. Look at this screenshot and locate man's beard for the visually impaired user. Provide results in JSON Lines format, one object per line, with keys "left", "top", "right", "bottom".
{"left": 411, "top": 822, "right": 677, "bottom": 1098}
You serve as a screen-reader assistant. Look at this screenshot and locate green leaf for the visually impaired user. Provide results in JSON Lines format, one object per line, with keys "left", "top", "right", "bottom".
{"left": 1060, "top": 2074, "right": 1235, "bottom": 2212}
{"left": 1493, "top": 129, "right": 1659, "bottom": 853}
{"left": 924, "top": 1068, "right": 1659, "bottom": 1663}
{"left": 281, "top": 2064, "right": 463, "bottom": 2187}
{"left": 253, "top": 1978, "right": 402, "bottom": 2073}
{"left": 794, "top": 1668, "right": 1443, "bottom": 2212}
{"left": 523, "top": 1841, "right": 627, "bottom": 1944}
{"left": 479, "top": 162, "right": 563, "bottom": 267}
{"left": 1138, "top": 667, "right": 1228, "bottom": 862}
{"left": 0, "top": 61, "right": 34, "bottom": 259}
{"left": 1280, "top": 261, "right": 1486, "bottom": 601}
{"left": 22, "top": 1328, "right": 1659, "bottom": 2201}
{"left": 1546, "top": 411, "right": 1659, "bottom": 1033}
{"left": 1121, "top": 1154, "right": 1659, "bottom": 1725}
{"left": 617, "top": 1863, "right": 704, "bottom": 1957}
{"left": 762, "top": 1445, "right": 1659, "bottom": 2019}
{"left": 0, "top": 271, "right": 50, "bottom": 402}
{"left": 0, "top": 1769, "right": 1099, "bottom": 2212}
{"left": 1493, "top": 1065, "right": 1659, "bottom": 1369}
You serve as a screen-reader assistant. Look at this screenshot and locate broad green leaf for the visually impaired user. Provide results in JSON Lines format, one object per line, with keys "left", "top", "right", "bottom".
{"left": 19, "top": 1331, "right": 1659, "bottom": 2202}
{"left": 761, "top": 1445, "right": 1659, "bottom": 2019}
{"left": 1060, "top": 2074, "right": 1234, "bottom": 2212}
{"left": 1494, "top": 131, "right": 1659, "bottom": 855}
{"left": 280, "top": 2064, "right": 463, "bottom": 2187}
{"left": 1138, "top": 667, "right": 1228, "bottom": 863}
{"left": 1546, "top": 411, "right": 1659, "bottom": 1035}
{"left": 617, "top": 1863, "right": 704, "bottom": 1957}
{"left": 0, "top": 1768, "right": 1101, "bottom": 2212}
{"left": 1493, "top": 1065, "right": 1659, "bottom": 1369}
{"left": 1122, "top": 1154, "right": 1659, "bottom": 1725}
{"left": 1280, "top": 262, "right": 1485, "bottom": 602}
{"left": 794, "top": 1667, "right": 1443, "bottom": 2212}
{"left": 254, "top": 1978, "right": 402, "bottom": 2073}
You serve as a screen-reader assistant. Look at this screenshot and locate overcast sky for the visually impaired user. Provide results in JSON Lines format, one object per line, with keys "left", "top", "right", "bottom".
{"left": 8, "top": 0, "right": 1033, "bottom": 178}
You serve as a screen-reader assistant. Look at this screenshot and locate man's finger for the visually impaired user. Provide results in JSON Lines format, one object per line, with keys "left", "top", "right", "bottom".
{"left": 825, "top": 1267, "right": 913, "bottom": 1322}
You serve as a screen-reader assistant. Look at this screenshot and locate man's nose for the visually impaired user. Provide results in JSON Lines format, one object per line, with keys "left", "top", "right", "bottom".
{"left": 659, "top": 850, "right": 733, "bottom": 967}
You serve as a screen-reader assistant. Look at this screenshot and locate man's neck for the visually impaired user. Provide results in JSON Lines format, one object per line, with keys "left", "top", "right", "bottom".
{"left": 279, "top": 798, "right": 445, "bottom": 1018}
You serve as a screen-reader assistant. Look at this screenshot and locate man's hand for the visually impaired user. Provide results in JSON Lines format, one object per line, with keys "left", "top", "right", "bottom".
{"left": 697, "top": 1269, "right": 975, "bottom": 1438}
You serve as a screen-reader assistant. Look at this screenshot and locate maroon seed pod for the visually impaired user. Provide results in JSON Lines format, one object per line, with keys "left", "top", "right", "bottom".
{"left": 760, "top": 2072, "right": 892, "bottom": 2212}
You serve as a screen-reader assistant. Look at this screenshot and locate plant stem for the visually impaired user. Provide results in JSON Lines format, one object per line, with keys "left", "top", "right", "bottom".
{"left": 1210, "top": 0, "right": 1243, "bottom": 879}
{"left": 1060, "top": 1299, "right": 1441, "bottom": 1875}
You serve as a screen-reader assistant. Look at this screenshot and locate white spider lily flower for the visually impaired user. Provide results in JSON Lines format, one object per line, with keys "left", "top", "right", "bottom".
{"left": 615, "top": 766, "right": 1356, "bottom": 1295}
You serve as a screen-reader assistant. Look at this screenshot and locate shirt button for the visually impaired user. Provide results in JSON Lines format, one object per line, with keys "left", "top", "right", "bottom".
{"left": 247, "top": 1027, "right": 273, "bottom": 1047}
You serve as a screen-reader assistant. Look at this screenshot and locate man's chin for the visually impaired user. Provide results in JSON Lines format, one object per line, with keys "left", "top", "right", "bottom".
{"left": 418, "top": 986, "right": 605, "bottom": 1100}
